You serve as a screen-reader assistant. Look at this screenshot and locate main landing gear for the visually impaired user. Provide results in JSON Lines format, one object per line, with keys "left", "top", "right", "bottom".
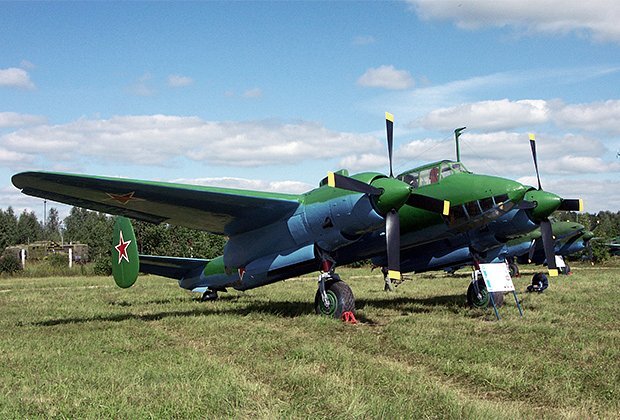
{"left": 314, "top": 256, "right": 355, "bottom": 319}
{"left": 467, "top": 268, "right": 504, "bottom": 308}
{"left": 201, "top": 288, "right": 218, "bottom": 301}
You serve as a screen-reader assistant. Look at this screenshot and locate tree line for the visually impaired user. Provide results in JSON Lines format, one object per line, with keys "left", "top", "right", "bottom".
{"left": 0, "top": 206, "right": 226, "bottom": 262}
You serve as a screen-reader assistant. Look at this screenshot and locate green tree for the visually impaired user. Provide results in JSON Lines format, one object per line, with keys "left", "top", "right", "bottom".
{"left": 44, "top": 207, "right": 62, "bottom": 242}
{"left": 63, "top": 207, "right": 114, "bottom": 260}
{"left": 16, "top": 210, "right": 43, "bottom": 244}
{"left": 132, "top": 221, "right": 226, "bottom": 258}
{"left": 0, "top": 207, "right": 19, "bottom": 249}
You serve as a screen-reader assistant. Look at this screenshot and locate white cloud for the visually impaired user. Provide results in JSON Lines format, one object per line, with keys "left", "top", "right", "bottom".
{"left": 421, "top": 99, "right": 550, "bottom": 131}
{"left": 395, "top": 131, "right": 612, "bottom": 176}
{"left": 0, "top": 115, "right": 380, "bottom": 167}
{"left": 408, "top": 0, "right": 620, "bottom": 43}
{"left": 417, "top": 98, "right": 620, "bottom": 135}
{"left": 167, "top": 74, "right": 194, "bottom": 88}
{"left": 0, "top": 112, "right": 47, "bottom": 128}
{"left": 0, "top": 147, "right": 33, "bottom": 164}
{"left": 338, "top": 153, "right": 388, "bottom": 173}
{"left": 357, "top": 65, "right": 414, "bottom": 90}
{"left": 553, "top": 100, "right": 620, "bottom": 134}
{"left": 243, "top": 88, "right": 263, "bottom": 98}
{"left": 0, "top": 67, "right": 35, "bottom": 89}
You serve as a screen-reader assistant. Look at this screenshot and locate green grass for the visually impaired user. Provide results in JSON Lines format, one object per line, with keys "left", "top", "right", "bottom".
{"left": 1, "top": 261, "right": 619, "bottom": 418}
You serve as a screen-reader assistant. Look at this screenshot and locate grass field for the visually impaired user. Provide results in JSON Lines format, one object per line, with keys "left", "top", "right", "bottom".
{"left": 1, "top": 262, "right": 619, "bottom": 419}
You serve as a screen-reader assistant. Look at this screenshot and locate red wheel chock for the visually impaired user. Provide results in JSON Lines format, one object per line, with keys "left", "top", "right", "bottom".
{"left": 341, "top": 311, "right": 357, "bottom": 324}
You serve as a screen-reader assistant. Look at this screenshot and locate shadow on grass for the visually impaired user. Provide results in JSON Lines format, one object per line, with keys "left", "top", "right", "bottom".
{"left": 357, "top": 294, "right": 467, "bottom": 314}
{"left": 27, "top": 292, "right": 472, "bottom": 327}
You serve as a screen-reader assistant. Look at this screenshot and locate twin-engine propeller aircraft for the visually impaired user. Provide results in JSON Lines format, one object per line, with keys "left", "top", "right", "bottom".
{"left": 12, "top": 114, "right": 580, "bottom": 318}
{"left": 330, "top": 133, "right": 582, "bottom": 299}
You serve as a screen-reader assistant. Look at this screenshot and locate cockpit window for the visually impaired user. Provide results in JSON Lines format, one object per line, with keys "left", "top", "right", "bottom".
{"left": 398, "top": 161, "right": 469, "bottom": 189}
{"left": 401, "top": 173, "right": 419, "bottom": 188}
{"left": 418, "top": 167, "right": 439, "bottom": 186}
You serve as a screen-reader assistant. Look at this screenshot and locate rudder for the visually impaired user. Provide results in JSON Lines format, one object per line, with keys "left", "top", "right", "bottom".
{"left": 112, "top": 216, "right": 139, "bottom": 288}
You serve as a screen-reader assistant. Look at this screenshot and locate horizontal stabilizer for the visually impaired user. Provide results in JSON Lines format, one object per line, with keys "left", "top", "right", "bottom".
{"left": 139, "top": 255, "right": 209, "bottom": 280}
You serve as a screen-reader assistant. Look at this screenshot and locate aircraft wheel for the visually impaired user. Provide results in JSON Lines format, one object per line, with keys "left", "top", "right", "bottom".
{"left": 467, "top": 279, "right": 489, "bottom": 308}
{"left": 508, "top": 262, "right": 520, "bottom": 278}
{"left": 201, "top": 289, "right": 218, "bottom": 301}
{"left": 467, "top": 280, "right": 504, "bottom": 308}
{"left": 561, "top": 263, "right": 571, "bottom": 275}
{"left": 314, "top": 280, "right": 355, "bottom": 319}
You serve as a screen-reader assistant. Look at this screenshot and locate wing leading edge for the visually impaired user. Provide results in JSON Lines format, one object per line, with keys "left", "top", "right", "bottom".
{"left": 12, "top": 171, "right": 301, "bottom": 236}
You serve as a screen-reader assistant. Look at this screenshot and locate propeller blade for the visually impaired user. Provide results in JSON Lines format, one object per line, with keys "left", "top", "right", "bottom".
{"left": 407, "top": 193, "right": 450, "bottom": 216}
{"left": 327, "top": 172, "right": 382, "bottom": 195}
{"left": 517, "top": 200, "right": 537, "bottom": 210}
{"left": 528, "top": 238, "right": 537, "bottom": 263}
{"left": 386, "top": 112, "right": 394, "bottom": 178}
{"left": 385, "top": 209, "right": 401, "bottom": 282}
{"left": 558, "top": 198, "right": 583, "bottom": 212}
{"left": 540, "top": 218, "right": 559, "bottom": 276}
{"left": 529, "top": 133, "right": 543, "bottom": 190}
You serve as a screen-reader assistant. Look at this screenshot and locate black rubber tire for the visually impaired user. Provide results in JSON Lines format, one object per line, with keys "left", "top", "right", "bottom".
{"left": 561, "top": 263, "right": 571, "bottom": 275}
{"left": 467, "top": 279, "right": 505, "bottom": 308}
{"left": 467, "top": 278, "right": 489, "bottom": 308}
{"left": 508, "top": 262, "right": 520, "bottom": 278}
{"left": 201, "top": 289, "right": 218, "bottom": 301}
{"left": 314, "top": 280, "right": 355, "bottom": 319}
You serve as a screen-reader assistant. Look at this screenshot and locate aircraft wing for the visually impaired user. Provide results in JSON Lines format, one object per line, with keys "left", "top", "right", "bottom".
{"left": 12, "top": 171, "right": 301, "bottom": 236}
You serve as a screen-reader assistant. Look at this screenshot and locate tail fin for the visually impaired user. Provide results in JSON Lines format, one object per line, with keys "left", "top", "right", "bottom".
{"left": 112, "top": 216, "right": 139, "bottom": 288}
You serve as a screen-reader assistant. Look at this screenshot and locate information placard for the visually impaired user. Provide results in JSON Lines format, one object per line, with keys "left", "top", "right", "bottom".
{"left": 479, "top": 263, "right": 515, "bottom": 293}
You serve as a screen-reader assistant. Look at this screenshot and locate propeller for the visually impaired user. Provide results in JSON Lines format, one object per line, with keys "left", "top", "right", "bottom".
{"left": 328, "top": 113, "right": 450, "bottom": 283}
{"left": 528, "top": 134, "right": 583, "bottom": 276}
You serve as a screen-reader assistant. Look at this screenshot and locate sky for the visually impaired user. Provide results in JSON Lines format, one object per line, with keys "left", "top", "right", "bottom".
{"left": 2, "top": 0, "right": 620, "bottom": 222}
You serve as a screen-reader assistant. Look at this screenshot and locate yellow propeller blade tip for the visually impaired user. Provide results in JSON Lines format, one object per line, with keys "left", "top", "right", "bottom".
{"left": 385, "top": 112, "right": 394, "bottom": 122}
{"left": 388, "top": 270, "right": 401, "bottom": 281}
{"left": 327, "top": 172, "right": 336, "bottom": 188}
{"left": 529, "top": 133, "right": 536, "bottom": 141}
{"left": 548, "top": 269, "right": 559, "bottom": 277}
{"left": 442, "top": 200, "right": 450, "bottom": 216}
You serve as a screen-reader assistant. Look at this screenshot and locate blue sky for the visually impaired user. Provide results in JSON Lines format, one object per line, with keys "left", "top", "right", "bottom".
{"left": 2, "top": 1, "right": 620, "bottom": 220}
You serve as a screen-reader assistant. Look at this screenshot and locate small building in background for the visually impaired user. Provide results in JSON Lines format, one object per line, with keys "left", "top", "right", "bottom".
{"left": 3, "top": 241, "right": 89, "bottom": 262}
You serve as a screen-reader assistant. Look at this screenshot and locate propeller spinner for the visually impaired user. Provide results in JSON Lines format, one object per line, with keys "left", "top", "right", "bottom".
{"left": 328, "top": 113, "right": 450, "bottom": 283}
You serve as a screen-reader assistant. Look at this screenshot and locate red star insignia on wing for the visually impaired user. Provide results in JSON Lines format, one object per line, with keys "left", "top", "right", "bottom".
{"left": 105, "top": 191, "right": 143, "bottom": 205}
{"left": 115, "top": 230, "right": 132, "bottom": 264}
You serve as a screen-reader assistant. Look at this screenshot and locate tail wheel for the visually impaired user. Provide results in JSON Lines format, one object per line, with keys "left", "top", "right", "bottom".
{"left": 314, "top": 280, "right": 355, "bottom": 319}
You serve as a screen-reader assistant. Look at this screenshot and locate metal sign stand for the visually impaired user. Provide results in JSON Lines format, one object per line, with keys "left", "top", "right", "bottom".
{"left": 480, "top": 263, "right": 524, "bottom": 320}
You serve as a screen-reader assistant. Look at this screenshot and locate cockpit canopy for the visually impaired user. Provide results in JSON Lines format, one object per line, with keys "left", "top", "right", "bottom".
{"left": 397, "top": 160, "right": 469, "bottom": 189}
